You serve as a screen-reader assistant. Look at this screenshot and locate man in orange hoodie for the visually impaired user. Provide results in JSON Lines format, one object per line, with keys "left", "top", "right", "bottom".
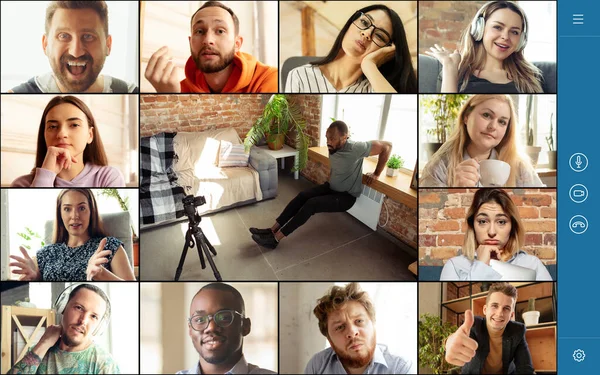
{"left": 144, "top": 1, "right": 277, "bottom": 93}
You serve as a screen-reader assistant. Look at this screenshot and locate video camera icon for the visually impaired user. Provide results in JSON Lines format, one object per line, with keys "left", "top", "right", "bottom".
{"left": 569, "top": 215, "right": 588, "bottom": 235}
{"left": 569, "top": 184, "right": 588, "bottom": 203}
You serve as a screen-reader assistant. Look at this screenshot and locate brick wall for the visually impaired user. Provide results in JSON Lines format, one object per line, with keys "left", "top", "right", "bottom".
{"left": 419, "top": 1, "right": 486, "bottom": 53}
{"left": 419, "top": 189, "right": 556, "bottom": 266}
{"left": 140, "top": 95, "right": 322, "bottom": 147}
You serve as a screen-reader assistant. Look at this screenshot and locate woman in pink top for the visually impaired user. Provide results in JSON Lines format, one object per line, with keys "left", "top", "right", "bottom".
{"left": 11, "top": 96, "right": 125, "bottom": 187}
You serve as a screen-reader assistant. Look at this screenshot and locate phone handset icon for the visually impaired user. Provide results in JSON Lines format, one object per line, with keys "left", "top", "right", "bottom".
{"left": 570, "top": 215, "right": 588, "bottom": 234}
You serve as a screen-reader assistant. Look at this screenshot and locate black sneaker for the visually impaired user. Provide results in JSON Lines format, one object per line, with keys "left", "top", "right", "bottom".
{"left": 249, "top": 227, "right": 273, "bottom": 236}
{"left": 251, "top": 233, "right": 278, "bottom": 249}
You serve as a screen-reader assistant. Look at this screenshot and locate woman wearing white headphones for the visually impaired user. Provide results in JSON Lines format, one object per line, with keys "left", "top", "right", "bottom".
{"left": 426, "top": 1, "right": 544, "bottom": 93}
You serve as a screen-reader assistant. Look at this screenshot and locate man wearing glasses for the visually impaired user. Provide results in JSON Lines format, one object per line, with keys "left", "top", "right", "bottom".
{"left": 177, "top": 283, "right": 276, "bottom": 374}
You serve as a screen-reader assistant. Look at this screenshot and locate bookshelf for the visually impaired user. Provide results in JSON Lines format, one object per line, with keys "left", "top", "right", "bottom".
{"left": 1, "top": 305, "right": 56, "bottom": 373}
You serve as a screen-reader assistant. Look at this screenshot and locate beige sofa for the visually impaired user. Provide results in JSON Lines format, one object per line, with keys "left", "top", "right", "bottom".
{"left": 172, "top": 128, "right": 278, "bottom": 215}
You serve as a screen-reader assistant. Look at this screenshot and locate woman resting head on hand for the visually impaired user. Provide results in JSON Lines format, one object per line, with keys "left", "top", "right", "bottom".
{"left": 420, "top": 94, "right": 544, "bottom": 187}
{"left": 9, "top": 188, "right": 135, "bottom": 281}
{"left": 286, "top": 4, "right": 417, "bottom": 93}
{"left": 426, "top": 1, "right": 543, "bottom": 93}
{"left": 11, "top": 95, "right": 125, "bottom": 187}
{"left": 440, "top": 188, "right": 552, "bottom": 281}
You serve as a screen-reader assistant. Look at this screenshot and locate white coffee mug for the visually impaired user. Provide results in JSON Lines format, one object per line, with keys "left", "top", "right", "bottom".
{"left": 479, "top": 160, "right": 511, "bottom": 187}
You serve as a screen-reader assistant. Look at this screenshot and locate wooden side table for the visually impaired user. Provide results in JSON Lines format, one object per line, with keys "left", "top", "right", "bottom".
{"left": 1, "top": 305, "right": 56, "bottom": 373}
{"left": 257, "top": 144, "right": 299, "bottom": 179}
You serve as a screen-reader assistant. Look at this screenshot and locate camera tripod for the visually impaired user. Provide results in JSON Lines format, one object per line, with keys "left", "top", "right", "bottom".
{"left": 174, "top": 195, "right": 222, "bottom": 281}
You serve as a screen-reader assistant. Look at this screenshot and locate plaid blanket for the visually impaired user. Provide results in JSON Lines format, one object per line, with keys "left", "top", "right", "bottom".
{"left": 140, "top": 132, "right": 185, "bottom": 225}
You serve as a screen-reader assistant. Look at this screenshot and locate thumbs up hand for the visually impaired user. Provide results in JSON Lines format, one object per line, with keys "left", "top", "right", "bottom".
{"left": 445, "top": 310, "right": 479, "bottom": 366}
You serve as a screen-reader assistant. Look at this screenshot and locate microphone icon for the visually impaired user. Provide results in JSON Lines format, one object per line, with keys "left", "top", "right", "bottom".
{"left": 570, "top": 153, "right": 588, "bottom": 172}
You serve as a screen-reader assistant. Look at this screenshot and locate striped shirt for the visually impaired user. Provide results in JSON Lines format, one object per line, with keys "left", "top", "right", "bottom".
{"left": 285, "top": 64, "right": 372, "bottom": 93}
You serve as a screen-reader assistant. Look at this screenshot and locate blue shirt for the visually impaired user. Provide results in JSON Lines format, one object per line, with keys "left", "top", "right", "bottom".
{"left": 304, "top": 344, "right": 414, "bottom": 374}
{"left": 176, "top": 355, "right": 275, "bottom": 374}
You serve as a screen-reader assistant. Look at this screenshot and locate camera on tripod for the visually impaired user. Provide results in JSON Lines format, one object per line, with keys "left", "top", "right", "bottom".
{"left": 175, "top": 194, "right": 222, "bottom": 281}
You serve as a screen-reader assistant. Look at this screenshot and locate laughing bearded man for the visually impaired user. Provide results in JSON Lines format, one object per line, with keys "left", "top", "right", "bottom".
{"left": 144, "top": 1, "right": 277, "bottom": 93}
{"left": 9, "top": 1, "right": 138, "bottom": 94}
{"left": 305, "top": 283, "right": 414, "bottom": 374}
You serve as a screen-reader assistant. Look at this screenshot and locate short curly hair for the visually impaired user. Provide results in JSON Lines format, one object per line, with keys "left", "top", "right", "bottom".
{"left": 313, "top": 282, "right": 375, "bottom": 337}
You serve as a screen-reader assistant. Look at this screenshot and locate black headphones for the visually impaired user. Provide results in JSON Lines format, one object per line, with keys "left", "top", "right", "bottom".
{"left": 53, "top": 283, "right": 111, "bottom": 336}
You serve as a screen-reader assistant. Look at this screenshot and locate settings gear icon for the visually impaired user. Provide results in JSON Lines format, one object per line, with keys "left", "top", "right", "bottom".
{"left": 573, "top": 349, "right": 586, "bottom": 362}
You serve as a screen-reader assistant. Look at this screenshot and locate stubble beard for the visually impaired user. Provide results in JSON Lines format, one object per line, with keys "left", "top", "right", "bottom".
{"left": 50, "top": 52, "right": 105, "bottom": 93}
{"left": 193, "top": 47, "right": 236, "bottom": 74}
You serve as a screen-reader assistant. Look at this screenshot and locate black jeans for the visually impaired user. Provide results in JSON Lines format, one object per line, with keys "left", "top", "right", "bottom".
{"left": 276, "top": 182, "right": 357, "bottom": 236}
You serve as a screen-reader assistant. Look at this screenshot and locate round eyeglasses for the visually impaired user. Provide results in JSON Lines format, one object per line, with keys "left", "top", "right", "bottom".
{"left": 188, "top": 310, "right": 245, "bottom": 331}
{"left": 352, "top": 12, "right": 392, "bottom": 48}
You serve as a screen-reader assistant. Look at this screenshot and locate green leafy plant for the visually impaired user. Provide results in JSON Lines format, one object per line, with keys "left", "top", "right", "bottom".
{"left": 419, "top": 313, "right": 458, "bottom": 374}
{"left": 244, "top": 94, "right": 310, "bottom": 171}
{"left": 386, "top": 154, "right": 404, "bottom": 169}
{"left": 545, "top": 114, "right": 554, "bottom": 151}
{"left": 17, "top": 227, "right": 45, "bottom": 250}
{"left": 422, "top": 94, "right": 469, "bottom": 143}
{"left": 98, "top": 189, "right": 137, "bottom": 241}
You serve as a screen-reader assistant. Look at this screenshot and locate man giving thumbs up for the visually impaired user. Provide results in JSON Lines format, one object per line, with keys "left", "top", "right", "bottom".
{"left": 444, "top": 282, "right": 535, "bottom": 374}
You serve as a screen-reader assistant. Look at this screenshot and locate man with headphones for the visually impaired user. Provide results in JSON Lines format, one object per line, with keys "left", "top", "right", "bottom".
{"left": 177, "top": 283, "right": 275, "bottom": 374}
{"left": 8, "top": 284, "right": 119, "bottom": 374}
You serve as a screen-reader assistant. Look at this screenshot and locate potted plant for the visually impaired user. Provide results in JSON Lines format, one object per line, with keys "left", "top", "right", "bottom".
{"left": 524, "top": 95, "right": 541, "bottom": 167}
{"left": 545, "top": 113, "right": 556, "bottom": 169}
{"left": 386, "top": 154, "right": 404, "bottom": 177}
{"left": 422, "top": 94, "right": 469, "bottom": 159}
{"left": 419, "top": 313, "right": 459, "bottom": 374}
{"left": 522, "top": 297, "right": 540, "bottom": 326}
{"left": 17, "top": 227, "right": 45, "bottom": 251}
{"left": 244, "top": 94, "right": 310, "bottom": 171}
{"left": 99, "top": 189, "right": 139, "bottom": 266}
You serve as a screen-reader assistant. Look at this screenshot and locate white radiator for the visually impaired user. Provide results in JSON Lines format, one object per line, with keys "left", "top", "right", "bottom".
{"left": 347, "top": 184, "right": 385, "bottom": 231}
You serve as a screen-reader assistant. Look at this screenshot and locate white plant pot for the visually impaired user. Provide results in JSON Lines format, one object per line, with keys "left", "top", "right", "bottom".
{"left": 386, "top": 167, "right": 398, "bottom": 177}
{"left": 522, "top": 311, "right": 540, "bottom": 326}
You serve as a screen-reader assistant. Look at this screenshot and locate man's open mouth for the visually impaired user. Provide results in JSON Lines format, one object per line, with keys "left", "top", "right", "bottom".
{"left": 66, "top": 61, "right": 88, "bottom": 76}
{"left": 202, "top": 336, "right": 225, "bottom": 349}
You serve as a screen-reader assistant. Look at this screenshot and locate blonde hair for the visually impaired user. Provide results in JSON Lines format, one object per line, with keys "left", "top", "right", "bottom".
{"left": 463, "top": 189, "right": 524, "bottom": 260}
{"left": 421, "top": 94, "right": 533, "bottom": 187}
{"left": 458, "top": 1, "right": 543, "bottom": 93}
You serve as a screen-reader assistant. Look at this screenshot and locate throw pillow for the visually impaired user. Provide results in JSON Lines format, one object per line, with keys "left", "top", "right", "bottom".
{"left": 218, "top": 140, "right": 249, "bottom": 167}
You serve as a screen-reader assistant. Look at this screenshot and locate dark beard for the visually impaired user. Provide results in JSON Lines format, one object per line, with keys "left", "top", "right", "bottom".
{"left": 193, "top": 47, "right": 235, "bottom": 74}
{"left": 51, "top": 53, "right": 104, "bottom": 92}
{"left": 328, "top": 146, "right": 338, "bottom": 155}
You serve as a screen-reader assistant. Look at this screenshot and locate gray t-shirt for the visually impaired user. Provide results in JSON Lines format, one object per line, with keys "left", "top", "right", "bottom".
{"left": 329, "top": 140, "right": 372, "bottom": 198}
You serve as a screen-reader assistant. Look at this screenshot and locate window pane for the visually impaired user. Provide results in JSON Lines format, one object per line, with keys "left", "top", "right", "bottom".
{"left": 385, "top": 95, "right": 417, "bottom": 170}
{"left": 337, "top": 95, "right": 384, "bottom": 142}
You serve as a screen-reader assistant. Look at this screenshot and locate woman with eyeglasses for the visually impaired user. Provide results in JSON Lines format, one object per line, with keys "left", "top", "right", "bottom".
{"left": 285, "top": 4, "right": 417, "bottom": 93}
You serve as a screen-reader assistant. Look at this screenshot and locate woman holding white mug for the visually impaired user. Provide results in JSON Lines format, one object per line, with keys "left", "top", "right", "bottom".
{"left": 420, "top": 94, "right": 544, "bottom": 187}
